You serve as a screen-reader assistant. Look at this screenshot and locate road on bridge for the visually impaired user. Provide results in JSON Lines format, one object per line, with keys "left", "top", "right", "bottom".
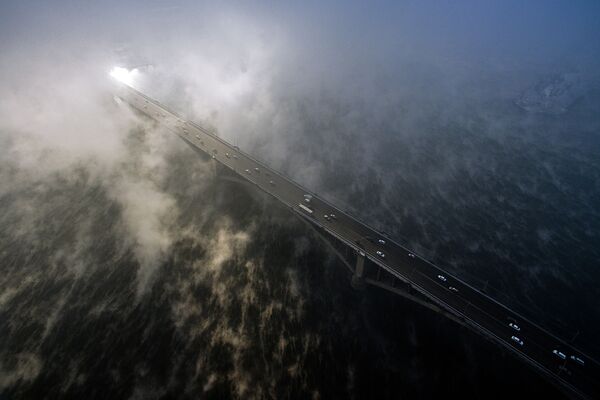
{"left": 114, "top": 83, "right": 599, "bottom": 399}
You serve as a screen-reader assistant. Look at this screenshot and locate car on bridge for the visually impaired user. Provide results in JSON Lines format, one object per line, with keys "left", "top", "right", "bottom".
{"left": 553, "top": 350, "right": 567, "bottom": 360}
{"left": 376, "top": 251, "right": 385, "bottom": 259}
{"left": 511, "top": 336, "right": 524, "bottom": 346}
{"left": 378, "top": 239, "right": 386, "bottom": 245}
{"left": 299, "top": 204, "right": 313, "bottom": 215}
{"left": 570, "top": 355, "right": 585, "bottom": 366}
{"left": 509, "top": 322, "right": 520, "bottom": 332}
{"left": 437, "top": 275, "right": 447, "bottom": 282}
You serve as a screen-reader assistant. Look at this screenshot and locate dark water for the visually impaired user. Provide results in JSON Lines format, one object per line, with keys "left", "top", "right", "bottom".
{"left": 235, "top": 82, "right": 600, "bottom": 358}
{"left": 1, "top": 81, "right": 599, "bottom": 398}
{"left": 0, "top": 154, "right": 564, "bottom": 399}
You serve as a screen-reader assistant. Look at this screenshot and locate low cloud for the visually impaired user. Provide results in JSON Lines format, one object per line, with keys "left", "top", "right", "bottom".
{"left": 0, "top": 44, "right": 184, "bottom": 297}
{"left": 1, "top": 2, "right": 600, "bottom": 396}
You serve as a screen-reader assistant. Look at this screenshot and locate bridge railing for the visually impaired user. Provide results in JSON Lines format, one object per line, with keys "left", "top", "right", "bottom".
{"left": 118, "top": 82, "right": 599, "bottom": 364}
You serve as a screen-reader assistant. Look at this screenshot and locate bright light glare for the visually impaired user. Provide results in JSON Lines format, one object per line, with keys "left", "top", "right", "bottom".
{"left": 109, "top": 66, "right": 139, "bottom": 86}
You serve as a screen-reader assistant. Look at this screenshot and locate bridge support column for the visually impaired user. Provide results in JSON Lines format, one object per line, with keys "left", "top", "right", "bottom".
{"left": 351, "top": 252, "right": 366, "bottom": 290}
{"left": 211, "top": 158, "right": 219, "bottom": 178}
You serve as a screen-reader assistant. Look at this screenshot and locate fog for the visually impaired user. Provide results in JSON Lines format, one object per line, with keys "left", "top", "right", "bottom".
{"left": 1, "top": 1, "right": 600, "bottom": 398}
{"left": 3, "top": 0, "right": 599, "bottom": 176}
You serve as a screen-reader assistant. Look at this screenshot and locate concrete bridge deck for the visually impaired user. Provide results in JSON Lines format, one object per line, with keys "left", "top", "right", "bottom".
{"left": 113, "top": 83, "right": 599, "bottom": 399}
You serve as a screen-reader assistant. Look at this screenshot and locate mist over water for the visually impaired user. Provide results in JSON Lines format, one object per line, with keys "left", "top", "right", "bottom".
{"left": 1, "top": 1, "right": 599, "bottom": 398}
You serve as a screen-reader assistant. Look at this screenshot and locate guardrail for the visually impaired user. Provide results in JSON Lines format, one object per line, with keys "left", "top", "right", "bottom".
{"left": 115, "top": 82, "right": 598, "bottom": 399}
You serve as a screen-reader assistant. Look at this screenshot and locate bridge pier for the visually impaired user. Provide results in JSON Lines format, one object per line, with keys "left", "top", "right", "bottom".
{"left": 211, "top": 157, "right": 220, "bottom": 178}
{"left": 351, "top": 252, "right": 366, "bottom": 290}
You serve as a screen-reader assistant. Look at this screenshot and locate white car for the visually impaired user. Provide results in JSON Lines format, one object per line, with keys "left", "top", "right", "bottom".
{"left": 553, "top": 350, "right": 566, "bottom": 360}
{"left": 437, "top": 275, "right": 447, "bottom": 282}
{"left": 195, "top": 135, "right": 201, "bottom": 139}
{"left": 376, "top": 251, "right": 385, "bottom": 258}
{"left": 245, "top": 169, "right": 251, "bottom": 174}
{"left": 570, "top": 355, "right": 585, "bottom": 366}
{"left": 225, "top": 152, "right": 230, "bottom": 158}
{"left": 254, "top": 167, "right": 260, "bottom": 172}
{"left": 330, "top": 214, "right": 337, "bottom": 220}
{"left": 408, "top": 253, "right": 415, "bottom": 258}
{"left": 378, "top": 239, "right": 386, "bottom": 245}
{"left": 448, "top": 286, "right": 458, "bottom": 293}
{"left": 509, "top": 322, "right": 520, "bottom": 332}
{"left": 324, "top": 215, "right": 331, "bottom": 221}
{"left": 511, "top": 336, "right": 524, "bottom": 346}
{"left": 269, "top": 181, "right": 275, "bottom": 186}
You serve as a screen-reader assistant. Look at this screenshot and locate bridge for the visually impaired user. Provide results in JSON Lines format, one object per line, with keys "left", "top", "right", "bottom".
{"left": 112, "top": 81, "right": 599, "bottom": 399}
